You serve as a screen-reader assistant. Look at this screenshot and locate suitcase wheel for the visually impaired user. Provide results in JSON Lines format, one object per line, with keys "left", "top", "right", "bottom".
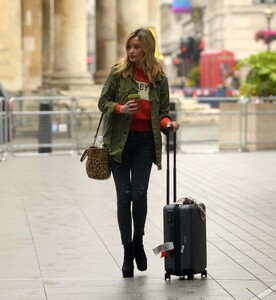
{"left": 201, "top": 270, "right": 207, "bottom": 278}
{"left": 187, "top": 273, "right": 194, "bottom": 280}
{"left": 165, "top": 272, "right": 171, "bottom": 280}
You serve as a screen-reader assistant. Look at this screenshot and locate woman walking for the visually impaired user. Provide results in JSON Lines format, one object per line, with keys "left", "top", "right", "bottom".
{"left": 98, "top": 28, "right": 179, "bottom": 278}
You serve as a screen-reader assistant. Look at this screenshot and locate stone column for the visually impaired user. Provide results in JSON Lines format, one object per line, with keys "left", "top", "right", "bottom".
{"left": 22, "top": 0, "right": 43, "bottom": 90}
{"left": 42, "top": 0, "right": 54, "bottom": 82}
{"left": 117, "top": 0, "right": 148, "bottom": 59}
{"left": 50, "top": 0, "right": 91, "bottom": 90}
{"left": 94, "top": 0, "right": 117, "bottom": 84}
{"left": 116, "top": 0, "right": 161, "bottom": 59}
{"left": 148, "top": 0, "right": 161, "bottom": 40}
{"left": 0, "top": 0, "right": 22, "bottom": 92}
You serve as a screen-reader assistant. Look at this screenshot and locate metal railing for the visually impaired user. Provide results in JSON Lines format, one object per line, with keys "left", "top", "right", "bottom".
{"left": 8, "top": 96, "right": 78, "bottom": 156}
{"left": 74, "top": 96, "right": 101, "bottom": 150}
{"left": 0, "top": 98, "right": 7, "bottom": 161}
{"left": 0, "top": 97, "right": 8, "bottom": 161}
{"left": 176, "top": 96, "right": 276, "bottom": 152}
{"left": 0, "top": 95, "right": 275, "bottom": 158}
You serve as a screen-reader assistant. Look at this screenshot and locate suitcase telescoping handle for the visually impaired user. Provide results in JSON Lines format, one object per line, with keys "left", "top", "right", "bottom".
{"left": 166, "top": 129, "right": 177, "bottom": 205}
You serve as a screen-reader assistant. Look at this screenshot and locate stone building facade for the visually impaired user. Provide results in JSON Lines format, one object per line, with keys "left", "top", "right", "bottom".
{"left": 160, "top": 0, "right": 276, "bottom": 84}
{"left": 2, "top": 0, "right": 275, "bottom": 94}
{"left": 204, "top": 0, "right": 276, "bottom": 59}
{"left": 0, "top": 0, "right": 160, "bottom": 93}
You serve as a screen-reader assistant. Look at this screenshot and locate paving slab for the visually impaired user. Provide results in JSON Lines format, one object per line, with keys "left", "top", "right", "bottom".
{"left": 0, "top": 150, "right": 275, "bottom": 299}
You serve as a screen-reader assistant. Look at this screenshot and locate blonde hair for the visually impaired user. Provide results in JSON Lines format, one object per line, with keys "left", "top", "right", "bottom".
{"left": 115, "top": 28, "right": 164, "bottom": 86}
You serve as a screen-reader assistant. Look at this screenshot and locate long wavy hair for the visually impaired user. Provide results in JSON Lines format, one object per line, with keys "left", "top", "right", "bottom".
{"left": 115, "top": 28, "right": 164, "bottom": 86}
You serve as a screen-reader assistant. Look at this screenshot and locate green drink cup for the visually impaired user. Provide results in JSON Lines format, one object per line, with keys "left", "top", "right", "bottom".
{"left": 127, "top": 93, "right": 140, "bottom": 109}
{"left": 127, "top": 93, "right": 140, "bottom": 100}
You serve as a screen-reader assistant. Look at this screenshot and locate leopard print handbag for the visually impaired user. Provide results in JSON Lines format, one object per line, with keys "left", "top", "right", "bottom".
{"left": 80, "top": 114, "right": 111, "bottom": 180}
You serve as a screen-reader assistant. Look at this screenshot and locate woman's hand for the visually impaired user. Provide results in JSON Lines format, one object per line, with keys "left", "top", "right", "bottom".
{"left": 120, "top": 100, "right": 138, "bottom": 114}
{"left": 166, "top": 121, "right": 180, "bottom": 132}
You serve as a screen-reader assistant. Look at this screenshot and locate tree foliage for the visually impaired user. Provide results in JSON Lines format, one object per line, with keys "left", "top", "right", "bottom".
{"left": 187, "top": 65, "right": 200, "bottom": 87}
{"left": 237, "top": 51, "right": 276, "bottom": 97}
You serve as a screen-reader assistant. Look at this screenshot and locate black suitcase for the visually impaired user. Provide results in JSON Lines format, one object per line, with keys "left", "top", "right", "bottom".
{"left": 163, "top": 131, "right": 207, "bottom": 280}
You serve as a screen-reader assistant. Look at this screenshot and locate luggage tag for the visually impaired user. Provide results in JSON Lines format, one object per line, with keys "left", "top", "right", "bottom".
{"left": 153, "top": 241, "right": 174, "bottom": 258}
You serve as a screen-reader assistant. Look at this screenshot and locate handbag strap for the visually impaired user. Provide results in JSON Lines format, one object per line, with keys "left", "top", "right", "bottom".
{"left": 94, "top": 113, "right": 104, "bottom": 142}
{"left": 93, "top": 77, "right": 120, "bottom": 144}
{"left": 80, "top": 148, "right": 88, "bottom": 162}
{"left": 80, "top": 116, "right": 103, "bottom": 162}
{"left": 80, "top": 115, "right": 103, "bottom": 163}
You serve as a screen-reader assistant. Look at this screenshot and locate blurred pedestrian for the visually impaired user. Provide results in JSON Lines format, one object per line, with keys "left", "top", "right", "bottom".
{"left": 98, "top": 27, "right": 179, "bottom": 278}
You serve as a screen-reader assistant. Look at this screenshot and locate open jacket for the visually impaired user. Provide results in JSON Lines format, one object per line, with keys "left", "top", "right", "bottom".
{"left": 98, "top": 65, "right": 171, "bottom": 170}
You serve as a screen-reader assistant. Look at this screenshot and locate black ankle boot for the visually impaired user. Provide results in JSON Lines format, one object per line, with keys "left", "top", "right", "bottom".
{"left": 122, "top": 243, "right": 134, "bottom": 278}
{"left": 133, "top": 235, "right": 147, "bottom": 271}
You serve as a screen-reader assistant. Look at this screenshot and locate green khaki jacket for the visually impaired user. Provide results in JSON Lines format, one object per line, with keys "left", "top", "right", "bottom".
{"left": 98, "top": 65, "right": 171, "bottom": 170}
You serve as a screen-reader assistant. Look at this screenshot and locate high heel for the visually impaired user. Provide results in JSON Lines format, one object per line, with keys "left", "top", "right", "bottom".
{"left": 133, "top": 235, "right": 147, "bottom": 271}
{"left": 122, "top": 243, "right": 134, "bottom": 278}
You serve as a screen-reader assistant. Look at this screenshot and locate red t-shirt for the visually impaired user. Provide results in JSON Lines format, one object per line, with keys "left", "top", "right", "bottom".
{"left": 130, "top": 67, "right": 152, "bottom": 131}
{"left": 116, "top": 67, "right": 170, "bottom": 131}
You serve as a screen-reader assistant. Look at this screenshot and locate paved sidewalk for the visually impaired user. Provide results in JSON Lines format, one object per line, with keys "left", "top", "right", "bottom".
{"left": 0, "top": 150, "right": 275, "bottom": 300}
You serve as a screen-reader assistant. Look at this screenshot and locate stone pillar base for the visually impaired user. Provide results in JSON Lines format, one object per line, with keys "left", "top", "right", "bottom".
{"left": 46, "top": 71, "right": 93, "bottom": 90}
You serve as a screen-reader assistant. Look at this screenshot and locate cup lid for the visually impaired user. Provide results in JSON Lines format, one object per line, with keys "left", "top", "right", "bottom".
{"left": 127, "top": 93, "right": 140, "bottom": 99}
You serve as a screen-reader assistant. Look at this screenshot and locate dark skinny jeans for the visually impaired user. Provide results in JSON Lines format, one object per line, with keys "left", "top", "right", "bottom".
{"left": 111, "top": 131, "right": 156, "bottom": 245}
